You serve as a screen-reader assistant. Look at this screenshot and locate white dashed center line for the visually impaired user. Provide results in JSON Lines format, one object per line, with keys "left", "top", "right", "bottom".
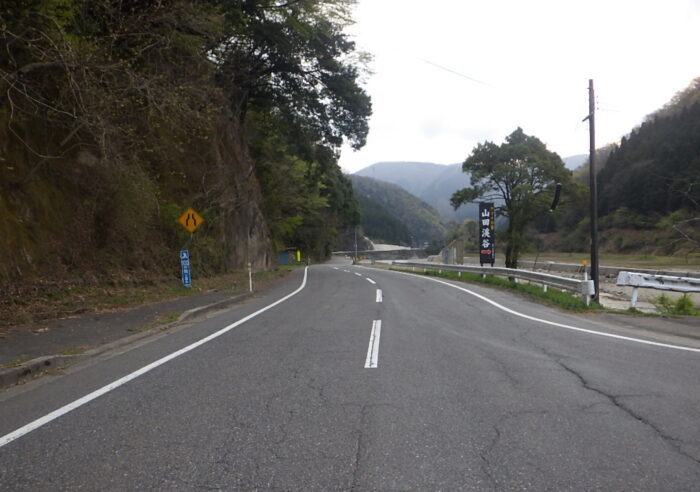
{"left": 365, "top": 320, "right": 382, "bottom": 368}
{"left": 376, "top": 289, "right": 383, "bottom": 303}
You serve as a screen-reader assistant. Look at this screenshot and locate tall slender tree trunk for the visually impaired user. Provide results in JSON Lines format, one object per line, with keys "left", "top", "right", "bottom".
{"left": 505, "top": 218, "right": 521, "bottom": 269}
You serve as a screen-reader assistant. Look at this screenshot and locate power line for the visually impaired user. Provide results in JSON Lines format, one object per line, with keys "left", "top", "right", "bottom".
{"left": 417, "top": 57, "right": 494, "bottom": 88}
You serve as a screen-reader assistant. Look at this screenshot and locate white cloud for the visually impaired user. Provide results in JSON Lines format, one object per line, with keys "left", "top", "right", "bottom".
{"left": 339, "top": 0, "right": 700, "bottom": 172}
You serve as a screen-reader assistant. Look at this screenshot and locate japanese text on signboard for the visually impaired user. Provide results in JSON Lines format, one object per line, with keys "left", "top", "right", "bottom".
{"left": 479, "top": 202, "right": 495, "bottom": 266}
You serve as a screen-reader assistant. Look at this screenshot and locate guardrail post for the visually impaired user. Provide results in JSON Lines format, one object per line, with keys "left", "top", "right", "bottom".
{"left": 630, "top": 287, "right": 639, "bottom": 309}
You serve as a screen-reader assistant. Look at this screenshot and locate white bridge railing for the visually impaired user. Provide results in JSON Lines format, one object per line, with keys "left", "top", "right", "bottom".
{"left": 392, "top": 260, "right": 595, "bottom": 303}
{"left": 616, "top": 271, "right": 700, "bottom": 309}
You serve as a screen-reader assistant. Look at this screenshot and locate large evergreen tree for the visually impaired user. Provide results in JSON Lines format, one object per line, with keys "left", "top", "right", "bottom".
{"left": 451, "top": 128, "right": 571, "bottom": 268}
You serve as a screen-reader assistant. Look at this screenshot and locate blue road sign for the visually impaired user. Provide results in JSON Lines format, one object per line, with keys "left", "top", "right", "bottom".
{"left": 180, "top": 250, "right": 191, "bottom": 288}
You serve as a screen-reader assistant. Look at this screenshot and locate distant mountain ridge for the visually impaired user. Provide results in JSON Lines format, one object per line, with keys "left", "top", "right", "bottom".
{"left": 354, "top": 161, "right": 450, "bottom": 198}
{"left": 355, "top": 156, "right": 586, "bottom": 222}
{"left": 354, "top": 161, "right": 475, "bottom": 222}
{"left": 563, "top": 154, "right": 587, "bottom": 170}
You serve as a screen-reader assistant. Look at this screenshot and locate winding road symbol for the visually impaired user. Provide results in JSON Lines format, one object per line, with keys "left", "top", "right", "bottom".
{"left": 178, "top": 207, "right": 204, "bottom": 233}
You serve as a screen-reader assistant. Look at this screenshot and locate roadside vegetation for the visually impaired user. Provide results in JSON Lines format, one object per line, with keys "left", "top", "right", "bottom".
{"left": 0, "top": 267, "right": 298, "bottom": 331}
{"left": 389, "top": 265, "right": 700, "bottom": 317}
{"left": 1, "top": 0, "right": 369, "bottom": 300}
{"left": 391, "top": 267, "right": 595, "bottom": 312}
{"left": 651, "top": 294, "right": 699, "bottom": 316}
{"left": 1, "top": 1, "right": 371, "bottom": 330}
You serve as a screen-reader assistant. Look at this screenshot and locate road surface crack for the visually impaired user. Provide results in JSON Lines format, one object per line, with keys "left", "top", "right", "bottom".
{"left": 349, "top": 404, "right": 368, "bottom": 492}
{"left": 552, "top": 356, "right": 700, "bottom": 466}
{"left": 479, "top": 348, "right": 520, "bottom": 387}
{"left": 479, "top": 409, "right": 550, "bottom": 490}
{"left": 478, "top": 420, "right": 501, "bottom": 491}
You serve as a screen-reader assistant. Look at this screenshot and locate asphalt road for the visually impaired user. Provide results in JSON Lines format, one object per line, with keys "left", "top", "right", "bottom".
{"left": 2, "top": 257, "right": 700, "bottom": 490}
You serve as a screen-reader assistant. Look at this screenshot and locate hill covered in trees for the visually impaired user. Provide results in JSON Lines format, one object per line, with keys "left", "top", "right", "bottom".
{"left": 348, "top": 175, "right": 446, "bottom": 245}
{"left": 540, "top": 78, "right": 700, "bottom": 256}
{"left": 0, "top": 1, "right": 370, "bottom": 292}
{"left": 598, "top": 86, "right": 700, "bottom": 217}
{"left": 354, "top": 162, "right": 475, "bottom": 222}
{"left": 355, "top": 194, "right": 412, "bottom": 246}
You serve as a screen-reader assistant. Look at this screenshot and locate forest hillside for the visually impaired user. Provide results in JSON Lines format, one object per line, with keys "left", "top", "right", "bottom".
{"left": 349, "top": 175, "right": 446, "bottom": 245}
{"left": 542, "top": 78, "right": 700, "bottom": 256}
{"left": 0, "top": 1, "right": 370, "bottom": 295}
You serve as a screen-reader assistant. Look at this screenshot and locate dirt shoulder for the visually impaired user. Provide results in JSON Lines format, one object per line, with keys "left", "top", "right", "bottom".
{"left": 0, "top": 268, "right": 295, "bottom": 368}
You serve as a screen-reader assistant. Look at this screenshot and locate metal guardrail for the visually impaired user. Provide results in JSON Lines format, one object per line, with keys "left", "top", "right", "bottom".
{"left": 616, "top": 271, "right": 700, "bottom": 308}
{"left": 392, "top": 260, "right": 595, "bottom": 302}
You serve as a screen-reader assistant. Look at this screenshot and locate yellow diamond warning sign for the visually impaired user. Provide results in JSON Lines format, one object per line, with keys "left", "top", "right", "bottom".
{"left": 178, "top": 207, "right": 204, "bottom": 233}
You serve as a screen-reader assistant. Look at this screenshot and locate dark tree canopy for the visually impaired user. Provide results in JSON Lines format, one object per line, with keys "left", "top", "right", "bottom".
{"left": 598, "top": 101, "right": 700, "bottom": 216}
{"left": 213, "top": 0, "right": 371, "bottom": 149}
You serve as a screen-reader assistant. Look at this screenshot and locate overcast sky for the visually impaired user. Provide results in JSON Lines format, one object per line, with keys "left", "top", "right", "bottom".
{"left": 338, "top": 0, "right": 700, "bottom": 173}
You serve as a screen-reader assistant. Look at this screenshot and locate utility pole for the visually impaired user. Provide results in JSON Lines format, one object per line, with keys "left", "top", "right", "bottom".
{"left": 587, "top": 79, "right": 600, "bottom": 303}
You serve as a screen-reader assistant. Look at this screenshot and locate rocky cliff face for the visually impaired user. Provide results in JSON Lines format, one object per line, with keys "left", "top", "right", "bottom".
{"left": 212, "top": 116, "right": 274, "bottom": 272}
{"left": 0, "top": 106, "right": 275, "bottom": 286}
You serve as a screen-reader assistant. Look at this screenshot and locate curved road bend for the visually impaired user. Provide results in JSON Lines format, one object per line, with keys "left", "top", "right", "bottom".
{"left": 1, "top": 257, "right": 699, "bottom": 490}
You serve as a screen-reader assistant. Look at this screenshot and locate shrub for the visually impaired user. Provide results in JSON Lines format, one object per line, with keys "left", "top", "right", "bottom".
{"left": 652, "top": 293, "right": 698, "bottom": 315}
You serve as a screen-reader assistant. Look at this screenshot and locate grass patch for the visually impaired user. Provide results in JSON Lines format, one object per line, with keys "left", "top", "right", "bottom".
{"left": 651, "top": 293, "right": 699, "bottom": 316}
{"left": 2, "top": 357, "right": 31, "bottom": 369}
{"left": 392, "top": 267, "right": 596, "bottom": 312}
{"left": 131, "top": 311, "right": 183, "bottom": 332}
{"left": 60, "top": 345, "right": 90, "bottom": 355}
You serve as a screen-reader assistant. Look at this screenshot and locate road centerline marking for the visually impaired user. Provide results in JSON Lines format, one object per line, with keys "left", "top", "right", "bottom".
{"left": 365, "top": 320, "right": 382, "bottom": 368}
{"left": 376, "top": 289, "right": 383, "bottom": 303}
{"left": 366, "top": 278, "right": 376, "bottom": 285}
{"left": 354, "top": 272, "right": 362, "bottom": 277}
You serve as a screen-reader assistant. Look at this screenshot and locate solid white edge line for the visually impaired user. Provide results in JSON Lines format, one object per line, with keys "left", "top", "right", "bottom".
{"left": 0, "top": 267, "right": 310, "bottom": 449}
{"left": 364, "top": 320, "right": 382, "bottom": 368}
{"left": 376, "top": 289, "right": 383, "bottom": 303}
{"left": 376, "top": 267, "right": 700, "bottom": 354}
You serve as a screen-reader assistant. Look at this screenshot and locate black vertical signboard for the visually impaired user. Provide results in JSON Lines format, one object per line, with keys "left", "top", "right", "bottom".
{"left": 479, "top": 202, "right": 495, "bottom": 266}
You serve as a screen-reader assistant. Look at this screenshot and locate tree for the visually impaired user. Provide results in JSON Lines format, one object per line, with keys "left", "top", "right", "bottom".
{"left": 451, "top": 128, "right": 571, "bottom": 268}
{"left": 0, "top": 0, "right": 370, "bottom": 282}
{"left": 212, "top": 0, "right": 371, "bottom": 150}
